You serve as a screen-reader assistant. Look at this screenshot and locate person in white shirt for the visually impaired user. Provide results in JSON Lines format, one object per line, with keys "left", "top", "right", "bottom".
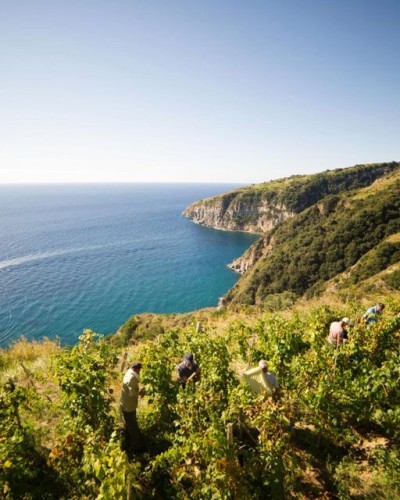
{"left": 258, "top": 360, "right": 280, "bottom": 397}
{"left": 328, "top": 317, "right": 350, "bottom": 346}
{"left": 120, "top": 362, "right": 145, "bottom": 453}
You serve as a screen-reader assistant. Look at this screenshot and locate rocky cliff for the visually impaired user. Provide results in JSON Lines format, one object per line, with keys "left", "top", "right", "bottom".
{"left": 228, "top": 237, "right": 273, "bottom": 274}
{"left": 183, "top": 162, "right": 399, "bottom": 233}
{"left": 182, "top": 190, "right": 295, "bottom": 234}
{"left": 183, "top": 162, "right": 400, "bottom": 276}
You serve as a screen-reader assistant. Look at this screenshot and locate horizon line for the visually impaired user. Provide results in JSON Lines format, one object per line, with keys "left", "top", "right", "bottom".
{"left": 0, "top": 180, "right": 254, "bottom": 186}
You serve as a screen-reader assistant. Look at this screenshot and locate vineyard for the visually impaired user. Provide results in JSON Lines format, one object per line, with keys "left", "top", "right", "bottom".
{"left": 1, "top": 299, "right": 400, "bottom": 499}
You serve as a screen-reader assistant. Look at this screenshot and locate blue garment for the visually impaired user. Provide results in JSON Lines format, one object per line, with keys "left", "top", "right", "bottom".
{"left": 364, "top": 306, "right": 381, "bottom": 323}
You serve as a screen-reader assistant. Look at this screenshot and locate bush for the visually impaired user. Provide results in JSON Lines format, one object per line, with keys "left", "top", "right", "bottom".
{"left": 55, "top": 330, "right": 118, "bottom": 435}
{"left": 384, "top": 269, "right": 400, "bottom": 290}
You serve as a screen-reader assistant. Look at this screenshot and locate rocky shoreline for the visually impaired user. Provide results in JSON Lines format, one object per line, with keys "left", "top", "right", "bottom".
{"left": 182, "top": 190, "right": 293, "bottom": 275}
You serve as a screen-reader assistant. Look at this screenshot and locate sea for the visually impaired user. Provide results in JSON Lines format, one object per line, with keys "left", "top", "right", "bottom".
{"left": 0, "top": 184, "right": 257, "bottom": 347}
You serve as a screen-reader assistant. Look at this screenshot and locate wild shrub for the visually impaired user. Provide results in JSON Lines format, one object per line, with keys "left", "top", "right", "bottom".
{"left": 81, "top": 431, "right": 143, "bottom": 499}
{"left": 0, "top": 379, "right": 62, "bottom": 498}
{"left": 51, "top": 330, "right": 120, "bottom": 496}
{"left": 55, "top": 329, "right": 118, "bottom": 435}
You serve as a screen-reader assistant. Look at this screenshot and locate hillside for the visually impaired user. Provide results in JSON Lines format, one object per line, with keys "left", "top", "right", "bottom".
{"left": 183, "top": 162, "right": 399, "bottom": 234}
{"left": 226, "top": 169, "right": 400, "bottom": 307}
{"left": 183, "top": 162, "right": 400, "bottom": 308}
{"left": 1, "top": 298, "right": 400, "bottom": 498}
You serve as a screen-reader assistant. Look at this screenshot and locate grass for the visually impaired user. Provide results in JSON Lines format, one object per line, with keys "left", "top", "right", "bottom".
{"left": 0, "top": 337, "right": 61, "bottom": 382}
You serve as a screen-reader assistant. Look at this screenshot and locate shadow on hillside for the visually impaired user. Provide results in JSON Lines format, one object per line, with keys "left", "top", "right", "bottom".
{"left": 290, "top": 426, "right": 349, "bottom": 499}
{"left": 7, "top": 446, "right": 66, "bottom": 500}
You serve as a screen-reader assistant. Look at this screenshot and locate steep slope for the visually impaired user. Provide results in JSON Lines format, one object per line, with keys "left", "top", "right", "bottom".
{"left": 319, "top": 233, "right": 400, "bottom": 302}
{"left": 225, "top": 169, "right": 400, "bottom": 306}
{"left": 183, "top": 162, "right": 399, "bottom": 234}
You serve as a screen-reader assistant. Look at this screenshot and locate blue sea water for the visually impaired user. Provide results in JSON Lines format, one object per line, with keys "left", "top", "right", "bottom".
{"left": 0, "top": 184, "right": 257, "bottom": 347}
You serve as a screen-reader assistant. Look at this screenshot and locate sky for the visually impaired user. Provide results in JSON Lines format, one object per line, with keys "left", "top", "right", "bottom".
{"left": 0, "top": 0, "right": 399, "bottom": 184}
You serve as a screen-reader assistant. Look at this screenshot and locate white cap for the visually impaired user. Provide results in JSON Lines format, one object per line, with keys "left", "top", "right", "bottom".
{"left": 341, "top": 317, "right": 349, "bottom": 324}
{"left": 259, "top": 360, "right": 268, "bottom": 369}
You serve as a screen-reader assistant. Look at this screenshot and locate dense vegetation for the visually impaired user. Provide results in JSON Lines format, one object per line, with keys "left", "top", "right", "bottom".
{"left": 256, "top": 161, "right": 399, "bottom": 213}
{"left": 341, "top": 236, "right": 400, "bottom": 287}
{"left": 226, "top": 170, "right": 400, "bottom": 306}
{"left": 1, "top": 298, "right": 400, "bottom": 498}
{"left": 194, "top": 162, "right": 399, "bottom": 218}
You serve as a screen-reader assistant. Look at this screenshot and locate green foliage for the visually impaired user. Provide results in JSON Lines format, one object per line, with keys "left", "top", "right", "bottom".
{"left": 0, "top": 379, "right": 62, "bottom": 498}
{"left": 384, "top": 269, "right": 400, "bottom": 290}
{"left": 334, "top": 446, "right": 400, "bottom": 498}
{"left": 118, "top": 314, "right": 167, "bottom": 346}
{"left": 49, "top": 428, "right": 143, "bottom": 498}
{"left": 50, "top": 330, "right": 130, "bottom": 498}
{"left": 0, "top": 380, "right": 36, "bottom": 496}
{"left": 250, "top": 315, "right": 309, "bottom": 382}
{"left": 134, "top": 302, "right": 399, "bottom": 495}
{"left": 81, "top": 431, "right": 143, "bottom": 499}
{"left": 119, "top": 315, "right": 138, "bottom": 345}
{"left": 277, "top": 162, "right": 399, "bottom": 212}
{"left": 138, "top": 329, "right": 180, "bottom": 431}
{"left": 262, "top": 291, "right": 297, "bottom": 311}
{"left": 55, "top": 329, "right": 118, "bottom": 434}
{"left": 344, "top": 241, "right": 400, "bottom": 285}
{"left": 373, "top": 446, "right": 400, "bottom": 493}
{"left": 150, "top": 426, "right": 246, "bottom": 498}
{"left": 228, "top": 173, "right": 400, "bottom": 305}
{"left": 1, "top": 300, "right": 400, "bottom": 498}
{"left": 139, "top": 323, "right": 302, "bottom": 497}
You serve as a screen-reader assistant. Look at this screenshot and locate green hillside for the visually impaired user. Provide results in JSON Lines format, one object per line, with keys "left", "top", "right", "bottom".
{"left": 226, "top": 168, "right": 400, "bottom": 307}
{"left": 183, "top": 162, "right": 399, "bottom": 233}
{"left": 235, "top": 161, "right": 399, "bottom": 214}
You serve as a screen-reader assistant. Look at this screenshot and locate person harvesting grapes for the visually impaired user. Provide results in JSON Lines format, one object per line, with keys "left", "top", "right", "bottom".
{"left": 177, "top": 353, "right": 201, "bottom": 387}
{"left": 328, "top": 317, "right": 351, "bottom": 346}
{"left": 363, "top": 303, "right": 385, "bottom": 324}
{"left": 120, "top": 361, "right": 146, "bottom": 454}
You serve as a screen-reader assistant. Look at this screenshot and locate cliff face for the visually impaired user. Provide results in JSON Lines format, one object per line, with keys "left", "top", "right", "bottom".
{"left": 183, "top": 162, "right": 399, "bottom": 234}
{"left": 228, "top": 237, "right": 273, "bottom": 274}
{"left": 182, "top": 193, "right": 294, "bottom": 234}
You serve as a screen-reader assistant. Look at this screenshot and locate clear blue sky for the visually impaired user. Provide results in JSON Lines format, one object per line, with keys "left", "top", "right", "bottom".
{"left": 0, "top": 0, "right": 399, "bottom": 183}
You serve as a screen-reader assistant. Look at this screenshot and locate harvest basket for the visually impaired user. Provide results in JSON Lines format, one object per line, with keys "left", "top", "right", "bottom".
{"left": 242, "top": 366, "right": 273, "bottom": 395}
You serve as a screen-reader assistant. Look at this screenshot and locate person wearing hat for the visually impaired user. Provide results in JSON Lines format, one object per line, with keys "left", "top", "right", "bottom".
{"left": 177, "top": 353, "right": 201, "bottom": 387}
{"left": 363, "top": 303, "right": 385, "bottom": 324}
{"left": 328, "top": 318, "right": 351, "bottom": 346}
{"left": 120, "top": 361, "right": 146, "bottom": 453}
